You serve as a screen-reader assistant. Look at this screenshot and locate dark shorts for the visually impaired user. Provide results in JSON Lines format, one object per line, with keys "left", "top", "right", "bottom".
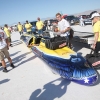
{"left": 8, "top": 37, "right": 11, "bottom": 42}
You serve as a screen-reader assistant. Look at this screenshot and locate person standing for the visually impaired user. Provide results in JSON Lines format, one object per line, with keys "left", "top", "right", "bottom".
{"left": 56, "top": 13, "right": 72, "bottom": 48}
{"left": 25, "top": 20, "right": 32, "bottom": 34}
{"left": 0, "top": 29, "right": 15, "bottom": 72}
{"left": 17, "top": 22, "right": 23, "bottom": 35}
{"left": 90, "top": 11, "right": 100, "bottom": 54}
{"left": 47, "top": 19, "right": 51, "bottom": 30}
{"left": 36, "top": 17, "right": 44, "bottom": 36}
{"left": 4, "top": 24, "right": 12, "bottom": 47}
{"left": 80, "top": 16, "right": 85, "bottom": 27}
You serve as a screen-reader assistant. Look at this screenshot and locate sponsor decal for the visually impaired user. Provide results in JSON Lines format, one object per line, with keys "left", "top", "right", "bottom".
{"left": 92, "top": 61, "right": 100, "bottom": 66}
{"left": 62, "top": 51, "right": 72, "bottom": 55}
{"left": 59, "top": 42, "right": 66, "bottom": 48}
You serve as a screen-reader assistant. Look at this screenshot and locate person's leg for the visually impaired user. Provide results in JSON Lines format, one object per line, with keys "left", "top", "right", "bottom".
{"left": 48, "top": 25, "right": 50, "bottom": 30}
{"left": 27, "top": 32, "right": 30, "bottom": 34}
{"left": 80, "top": 21, "right": 82, "bottom": 26}
{"left": 3, "top": 47, "right": 15, "bottom": 68}
{"left": 19, "top": 31, "right": 21, "bottom": 35}
{"left": 50, "top": 25, "right": 52, "bottom": 30}
{"left": 66, "top": 36, "right": 69, "bottom": 47}
{"left": 8, "top": 37, "right": 13, "bottom": 47}
{"left": 1, "top": 60, "right": 8, "bottom": 72}
{"left": 49, "top": 25, "right": 51, "bottom": 30}
{"left": 7, "top": 37, "right": 11, "bottom": 47}
{"left": 94, "top": 42, "right": 100, "bottom": 54}
{"left": 38, "top": 30, "right": 41, "bottom": 36}
{"left": 0, "top": 49, "right": 8, "bottom": 72}
{"left": 21, "top": 31, "right": 23, "bottom": 35}
{"left": 46, "top": 25, "right": 48, "bottom": 30}
{"left": 69, "top": 38, "right": 73, "bottom": 49}
{"left": 82, "top": 21, "right": 85, "bottom": 27}
{"left": 80, "top": 21, "right": 81, "bottom": 26}
{"left": 40, "top": 29, "right": 43, "bottom": 36}
{"left": 40, "top": 29, "right": 43, "bottom": 34}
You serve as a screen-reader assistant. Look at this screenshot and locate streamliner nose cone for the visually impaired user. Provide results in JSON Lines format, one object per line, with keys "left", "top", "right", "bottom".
{"left": 72, "top": 75, "right": 98, "bottom": 85}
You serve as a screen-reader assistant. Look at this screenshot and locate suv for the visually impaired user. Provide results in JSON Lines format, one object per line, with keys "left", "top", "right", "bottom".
{"left": 80, "top": 15, "right": 92, "bottom": 25}
{"left": 30, "top": 21, "right": 37, "bottom": 33}
{"left": 64, "top": 15, "right": 79, "bottom": 25}
{"left": 44, "top": 19, "right": 58, "bottom": 26}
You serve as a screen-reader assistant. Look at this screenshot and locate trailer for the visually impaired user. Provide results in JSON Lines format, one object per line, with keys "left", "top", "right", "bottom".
{"left": 73, "top": 31, "right": 94, "bottom": 46}
{"left": 43, "top": 30, "right": 94, "bottom": 46}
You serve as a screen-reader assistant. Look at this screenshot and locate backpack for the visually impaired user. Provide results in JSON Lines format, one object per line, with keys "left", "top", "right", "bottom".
{"left": 86, "top": 50, "right": 100, "bottom": 68}
{"left": 45, "top": 36, "right": 68, "bottom": 50}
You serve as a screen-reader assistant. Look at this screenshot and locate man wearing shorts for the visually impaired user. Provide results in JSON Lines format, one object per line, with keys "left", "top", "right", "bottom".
{"left": 4, "top": 24, "right": 12, "bottom": 47}
{"left": 0, "top": 29, "right": 15, "bottom": 72}
{"left": 90, "top": 11, "right": 100, "bottom": 54}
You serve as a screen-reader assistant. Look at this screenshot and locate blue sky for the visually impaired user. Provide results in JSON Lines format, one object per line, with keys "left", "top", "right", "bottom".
{"left": 0, "top": 0, "right": 100, "bottom": 25}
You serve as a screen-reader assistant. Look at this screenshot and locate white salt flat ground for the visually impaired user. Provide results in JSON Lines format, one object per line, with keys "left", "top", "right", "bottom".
{"left": 0, "top": 25, "right": 100, "bottom": 100}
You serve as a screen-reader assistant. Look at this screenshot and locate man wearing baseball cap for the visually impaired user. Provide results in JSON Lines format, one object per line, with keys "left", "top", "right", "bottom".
{"left": 90, "top": 11, "right": 100, "bottom": 54}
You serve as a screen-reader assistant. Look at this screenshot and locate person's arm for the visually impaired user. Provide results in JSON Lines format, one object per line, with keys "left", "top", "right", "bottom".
{"left": 41, "top": 21, "right": 44, "bottom": 28}
{"left": 36, "top": 22, "right": 38, "bottom": 29}
{"left": 64, "top": 27, "right": 71, "bottom": 33}
{"left": 93, "top": 23, "right": 99, "bottom": 49}
{"left": 93, "top": 32, "right": 99, "bottom": 49}
{"left": 94, "top": 33, "right": 99, "bottom": 44}
{"left": 29, "top": 23, "right": 32, "bottom": 28}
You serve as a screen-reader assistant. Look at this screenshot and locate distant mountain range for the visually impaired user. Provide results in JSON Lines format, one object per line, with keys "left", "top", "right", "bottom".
{"left": 1, "top": 8, "right": 100, "bottom": 26}
{"left": 42, "top": 8, "right": 100, "bottom": 20}
{"left": 74, "top": 8, "right": 100, "bottom": 16}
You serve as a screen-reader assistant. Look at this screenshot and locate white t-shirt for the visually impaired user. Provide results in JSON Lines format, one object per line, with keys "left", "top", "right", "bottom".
{"left": 0, "top": 29, "right": 7, "bottom": 49}
{"left": 47, "top": 20, "right": 50, "bottom": 25}
{"left": 80, "top": 17, "right": 83, "bottom": 21}
{"left": 58, "top": 19, "right": 70, "bottom": 37}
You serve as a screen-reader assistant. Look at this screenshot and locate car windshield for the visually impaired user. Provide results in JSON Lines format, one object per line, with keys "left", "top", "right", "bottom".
{"left": 30, "top": 21, "right": 37, "bottom": 26}
{"left": 81, "top": 15, "right": 87, "bottom": 19}
{"left": 65, "top": 16, "right": 75, "bottom": 20}
{"left": 87, "top": 15, "right": 90, "bottom": 18}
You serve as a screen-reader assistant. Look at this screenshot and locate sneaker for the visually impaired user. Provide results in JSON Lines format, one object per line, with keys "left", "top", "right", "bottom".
{"left": 10, "top": 44, "right": 13, "bottom": 47}
{"left": 10, "top": 63, "right": 15, "bottom": 68}
{"left": 3, "top": 68, "right": 8, "bottom": 73}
